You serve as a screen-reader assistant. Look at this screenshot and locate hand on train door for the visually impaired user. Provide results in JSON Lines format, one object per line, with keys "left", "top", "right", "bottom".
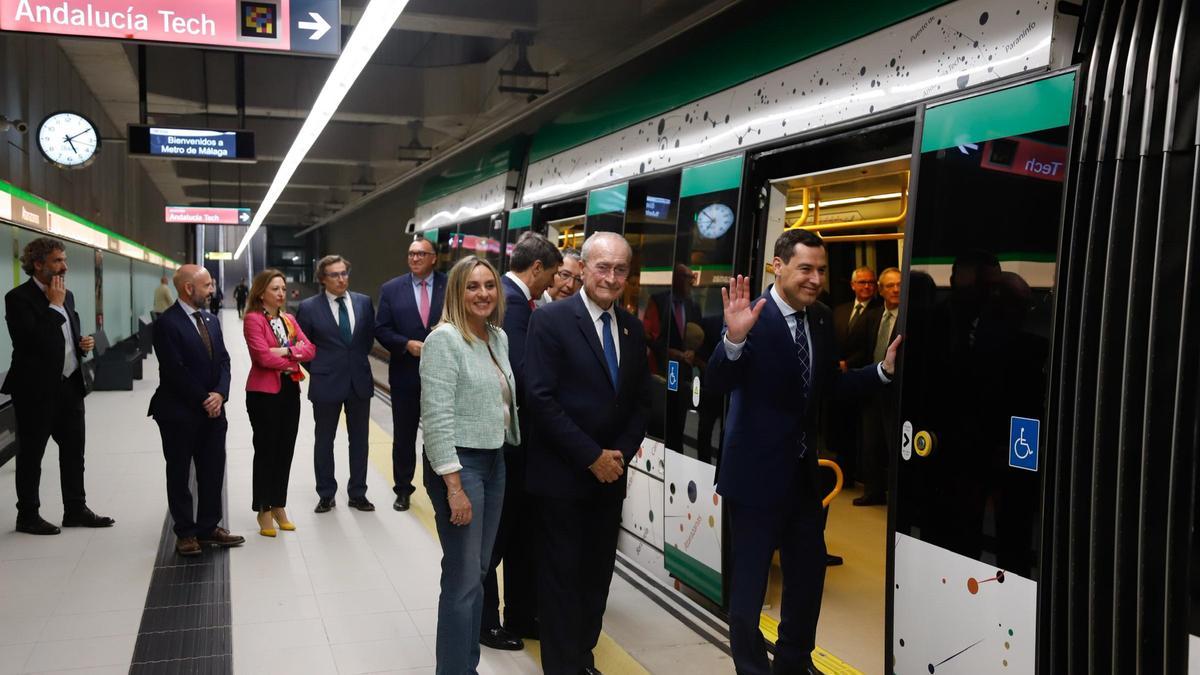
{"left": 881, "top": 335, "right": 903, "bottom": 378}
{"left": 721, "top": 275, "right": 766, "bottom": 344}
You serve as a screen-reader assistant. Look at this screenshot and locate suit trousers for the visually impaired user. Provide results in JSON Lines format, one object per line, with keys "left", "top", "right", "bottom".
{"left": 424, "top": 449, "right": 505, "bottom": 675}
{"left": 247, "top": 377, "right": 300, "bottom": 511}
{"left": 156, "top": 412, "right": 228, "bottom": 539}
{"left": 859, "top": 397, "right": 891, "bottom": 499}
{"left": 727, "top": 461, "right": 826, "bottom": 675}
{"left": 537, "top": 492, "right": 624, "bottom": 675}
{"left": 391, "top": 392, "right": 420, "bottom": 497}
{"left": 482, "top": 443, "right": 539, "bottom": 633}
{"left": 312, "top": 394, "right": 372, "bottom": 501}
{"left": 13, "top": 374, "right": 87, "bottom": 516}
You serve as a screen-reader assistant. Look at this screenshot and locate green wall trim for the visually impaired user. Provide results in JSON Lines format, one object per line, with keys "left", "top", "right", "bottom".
{"left": 417, "top": 138, "right": 521, "bottom": 206}
{"left": 680, "top": 155, "right": 745, "bottom": 198}
{"left": 508, "top": 207, "right": 533, "bottom": 231}
{"left": 665, "top": 545, "right": 721, "bottom": 604}
{"left": 921, "top": 73, "right": 1076, "bottom": 153}
{"left": 587, "top": 183, "right": 629, "bottom": 216}
{"left": 0, "top": 180, "right": 47, "bottom": 207}
{"left": 528, "top": 1, "right": 950, "bottom": 163}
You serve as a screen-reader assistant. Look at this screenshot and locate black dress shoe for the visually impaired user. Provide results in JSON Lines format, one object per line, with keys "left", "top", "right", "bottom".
{"left": 579, "top": 667, "right": 603, "bottom": 675}
{"left": 62, "top": 507, "right": 115, "bottom": 528}
{"left": 198, "top": 528, "right": 245, "bottom": 548}
{"left": 348, "top": 498, "right": 375, "bottom": 512}
{"left": 480, "top": 627, "right": 523, "bottom": 651}
{"left": 16, "top": 515, "right": 60, "bottom": 535}
{"left": 393, "top": 494, "right": 411, "bottom": 512}
{"left": 826, "top": 554, "right": 844, "bottom": 566}
{"left": 852, "top": 494, "right": 887, "bottom": 507}
{"left": 315, "top": 499, "right": 335, "bottom": 513}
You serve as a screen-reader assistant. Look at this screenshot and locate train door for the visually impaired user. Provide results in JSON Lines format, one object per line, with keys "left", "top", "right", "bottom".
{"left": 747, "top": 119, "right": 914, "bottom": 673}
{"left": 536, "top": 196, "right": 586, "bottom": 251}
{"left": 502, "top": 207, "right": 533, "bottom": 272}
{"left": 586, "top": 182, "right": 628, "bottom": 236}
{"left": 890, "top": 71, "right": 1076, "bottom": 674}
{"left": 454, "top": 214, "right": 504, "bottom": 270}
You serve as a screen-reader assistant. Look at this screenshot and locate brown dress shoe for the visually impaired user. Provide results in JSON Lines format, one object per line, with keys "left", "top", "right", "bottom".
{"left": 176, "top": 536, "right": 202, "bottom": 556}
{"left": 197, "top": 528, "right": 245, "bottom": 548}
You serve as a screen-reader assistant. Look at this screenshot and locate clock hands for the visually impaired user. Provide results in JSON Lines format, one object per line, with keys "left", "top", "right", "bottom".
{"left": 64, "top": 136, "right": 79, "bottom": 154}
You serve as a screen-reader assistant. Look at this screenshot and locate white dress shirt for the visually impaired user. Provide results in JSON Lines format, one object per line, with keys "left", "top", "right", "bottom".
{"left": 33, "top": 277, "right": 77, "bottom": 378}
{"left": 581, "top": 291, "right": 620, "bottom": 364}
{"left": 177, "top": 299, "right": 209, "bottom": 337}
{"left": 723, "top": 286, "right": 890, "bottom": 382}
{"left": 325, "top": 290, "right": 355, "bottom": 333}
{"left": 504, "top": 271, "right": 533, "bottom": 302}
{"left": 411, "top": 273, "right": 433, "bottom": 307}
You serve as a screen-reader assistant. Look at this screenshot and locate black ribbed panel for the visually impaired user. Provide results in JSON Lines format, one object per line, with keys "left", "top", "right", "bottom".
{"left": 1041, "top": 1, "right": 1200, "bottom": 673}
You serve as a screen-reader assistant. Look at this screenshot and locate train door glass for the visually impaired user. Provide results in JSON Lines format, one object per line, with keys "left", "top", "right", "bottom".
{"left": 432, "top": 226, "right": 457, "bottom": 273}
{"left": 456, "top": 215, "right": 503, "bottom": 269}
{"left": 538, "top": 197, "right": 586, "bottom": 251}
{"left": 586, "top": 182, "right": 628, "bottom": 236}
{"left": 891, "top": 72, "right": 1075, "bottom": 675}
{"left": 503, "top": 207, "right": 534, "bottom": 271}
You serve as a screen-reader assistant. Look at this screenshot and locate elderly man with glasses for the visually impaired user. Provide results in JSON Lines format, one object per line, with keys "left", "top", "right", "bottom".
{"left": 540, "top": 248, "right": 584, "bottom": 304}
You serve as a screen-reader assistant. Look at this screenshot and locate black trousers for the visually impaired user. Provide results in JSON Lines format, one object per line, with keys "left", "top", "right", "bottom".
{"left": 859, "top": 397, "right": 892, "bottom": 499}
{"left": 312, "top": 394, "right": 371, "bottom": 501}
{"left": 156, "top": 411, "right": 227, "bottom": 539}
{"left": 482, "top": 443, "right": 539, "bottom": 633}
{"left": 537, "top": 493, "right": 623, "bottom": 675}
{"left": 13, "top": 374, "right": 87, "bottom": 516}
{"left": 246, "top": 377, "right": 300, "bottom": 511}
{"left": 391, "top": 391, "right": 420, "bottom": 497}
{"left": 727, "top": 462, "right": 826, "bottom": 675}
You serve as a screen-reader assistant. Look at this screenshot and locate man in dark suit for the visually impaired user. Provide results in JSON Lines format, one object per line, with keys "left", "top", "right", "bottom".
{"left": 481, "top": 233, "right": 562, "bottom": 651}
{"left": 832, "top": 267, "right": 880, "bottom": 359}
{"left": 708, "top": 230, "right": 899, "bottom": 675}
{"left": 296, "top": 255, "right": 377, "bottom": 513}
{"left": 853, "top": 267, "right": 902, "bottom": 507}
{"left": 525, "top": 232, "right": 651, "bottom": 675}
{"left": 5, "top": 237, "right": 113, "bottom": 535}
{"left": 375, "top": 237, "right": 446, "bottom": 511}
{"left": 149, "top": 264, "right": 244, "bottom": 556}
{"left": 828, "top": 266, "right": 880, "bottom": 490}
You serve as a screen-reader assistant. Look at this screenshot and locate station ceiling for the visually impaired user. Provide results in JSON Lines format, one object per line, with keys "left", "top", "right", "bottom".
{"left": 52, "top": 0, "right": 740, "bottom": 228}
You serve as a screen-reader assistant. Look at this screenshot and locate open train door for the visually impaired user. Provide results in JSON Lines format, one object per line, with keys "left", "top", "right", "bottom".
{"left": 888, "top": 69, "right": 1078, "bottom": 675}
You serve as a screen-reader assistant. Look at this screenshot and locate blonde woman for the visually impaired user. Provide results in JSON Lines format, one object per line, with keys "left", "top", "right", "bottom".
{"left": 243, "top": 269, "right": 316, "bottom": 536}
{"left": 420, "top": 255, "right": 519, "bottom": 674}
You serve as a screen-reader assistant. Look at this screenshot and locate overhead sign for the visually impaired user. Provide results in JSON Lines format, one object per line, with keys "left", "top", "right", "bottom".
{"left": 205, "top": 251, "right": 233, "bottom": 260}
{"left": 166, "top": 206, "right": 252, "bottom": 225}
{"left": 0, "top": 0, "right": 341, "bottom": 57}
{"left": 129, "top": 125, "right": 256, "bottom": 162}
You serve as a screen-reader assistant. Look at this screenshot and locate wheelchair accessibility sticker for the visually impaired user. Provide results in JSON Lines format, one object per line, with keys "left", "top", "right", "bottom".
{"left": 1009, "top": 416, "right": 1040, "bottom": 472}
{"left": 667, "top": 360, "right": 680, "bottom": 392}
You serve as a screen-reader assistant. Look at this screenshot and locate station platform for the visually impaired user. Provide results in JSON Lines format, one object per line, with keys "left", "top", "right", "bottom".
{"left": 0, "top": 310, "right": 737, "bottom": 675}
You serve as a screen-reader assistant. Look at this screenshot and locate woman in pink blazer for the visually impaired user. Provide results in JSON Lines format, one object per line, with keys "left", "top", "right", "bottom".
{"left": 243, "top": 269, "right": 316, "bottom": 536}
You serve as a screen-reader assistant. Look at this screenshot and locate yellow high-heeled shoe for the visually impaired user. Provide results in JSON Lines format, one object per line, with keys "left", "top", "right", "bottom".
{"left": 272, "top": 510, "right": 296, "bottom": 532}
{"left": 257, "top": 512, "right": 277, "bottom": 537}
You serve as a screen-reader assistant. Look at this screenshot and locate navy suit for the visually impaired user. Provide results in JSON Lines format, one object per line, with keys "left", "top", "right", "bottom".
{"left": 707, "top": 287, "right": 883, "bottom": 674}
{"left": 482, "top": 275, "right": 539, "bottom": 633}
{"left": 296, "top": 291, "right": 376, "bottom": 502}
{"left": 374, "top": 271, "right": 446, "bottom": 497}
{"left": 148, "top": 302, "right": 232, "bottom": 539}
{"left": 524, "top": 292, "right": 651, "bottom": 673}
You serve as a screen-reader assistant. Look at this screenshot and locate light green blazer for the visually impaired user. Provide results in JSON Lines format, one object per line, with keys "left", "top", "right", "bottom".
{"left": 419, "top": 322, "right": 520, "bottom": 475}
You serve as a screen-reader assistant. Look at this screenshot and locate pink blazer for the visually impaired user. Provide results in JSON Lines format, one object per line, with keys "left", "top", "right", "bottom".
{"left": 244, "top": 311, "right": 317, "bottom": 394}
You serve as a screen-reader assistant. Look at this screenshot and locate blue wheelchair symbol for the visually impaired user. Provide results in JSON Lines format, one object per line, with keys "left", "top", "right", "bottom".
{"left": 667, "top": 360, "right": 680, "bottom": 392}
{"left": 1009, "top": 416, "right": 1040, "bottom": 472}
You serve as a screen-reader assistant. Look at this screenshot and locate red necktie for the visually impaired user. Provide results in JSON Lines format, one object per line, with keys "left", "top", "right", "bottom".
{"left": 418, "top": 280, "right": 430, "bottom": 328}
{"left": 529, "top": 299, "right": 537, "bottom": 311}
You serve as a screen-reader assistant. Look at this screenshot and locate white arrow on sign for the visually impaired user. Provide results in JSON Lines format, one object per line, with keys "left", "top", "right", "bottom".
{"left": 238, "top": 210, "right": 250, "bottom": 223}
{"left": 298, "top": 12, "right": 331, "bottom": 41}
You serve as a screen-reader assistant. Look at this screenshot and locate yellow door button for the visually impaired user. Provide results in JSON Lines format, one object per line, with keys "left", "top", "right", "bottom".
{"left": 914, "top": 430, "right": 936, "bottom": 457}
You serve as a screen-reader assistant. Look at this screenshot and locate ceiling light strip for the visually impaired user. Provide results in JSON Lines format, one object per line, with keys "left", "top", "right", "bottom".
{"left": 234, "top": 0, "right": 409, "bottom": 259}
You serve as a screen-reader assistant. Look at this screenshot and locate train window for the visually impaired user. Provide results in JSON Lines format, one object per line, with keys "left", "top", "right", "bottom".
{"left": 585, "top": 182, "right": 627, "bottom": 236}
{"left": 455, "top": 215, "right": 503, "bottom": 270}
{"left": 538, "top": 197, "right": 586, "bottom": 251}
{"left": 433, "top": 226, "right": 457, "bottom": 273}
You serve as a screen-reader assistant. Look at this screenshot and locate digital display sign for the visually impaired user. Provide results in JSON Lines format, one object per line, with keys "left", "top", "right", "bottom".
{"left": 165, "top": 206, "right": 252, "bottom": 224}
{"left": 645, "top": 196, "right": 671, "bottom": 219}
{"left": 129, "top": 125, "right": 255, "bottom": 162}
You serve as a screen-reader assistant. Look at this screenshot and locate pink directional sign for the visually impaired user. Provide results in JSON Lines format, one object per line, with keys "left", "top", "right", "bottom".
{"left": 165, "top": 206, "right": 251, "bottom": 224}
{"left": 1, "top": 0, "right": 339, "bottom": 56}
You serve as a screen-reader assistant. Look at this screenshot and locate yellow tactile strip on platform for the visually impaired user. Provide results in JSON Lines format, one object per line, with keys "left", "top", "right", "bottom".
{"left": 759, "top": 612, "right": 864, "bottom": 675}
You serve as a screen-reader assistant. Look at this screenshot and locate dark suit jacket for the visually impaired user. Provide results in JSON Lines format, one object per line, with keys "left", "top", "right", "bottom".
{"left": 857, "top": 303, "right": 900, "bottom": 366}
{"left": 833, "top": 296, "right": 881, "bottom": 360}
{"left": 500, "top": 275, "right": 533, "bottom": 403}
{"left": 647, "top": 291, "right": 702, "bottom": 372}
{"left": 2, "top": 279, "right": 87, "bottom": 400}
{"left": 374, "top": 272, "right": 446, "bottom": 394}
{"left": 524, "top": 292, "right": 652, "bottom": 501}
{"left": 706, "top": 287, "right": 884, "bottom": 508}
{"left": 296, "top": 291, "right": 376, "bottom": 404}
{"left": 148, "top": 302, "right": 232, "bottom": 420}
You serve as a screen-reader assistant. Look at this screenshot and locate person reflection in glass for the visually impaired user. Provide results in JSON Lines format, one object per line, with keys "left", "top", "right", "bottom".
{"left": 644, "top": 264, "right": 702, "bottom": 456}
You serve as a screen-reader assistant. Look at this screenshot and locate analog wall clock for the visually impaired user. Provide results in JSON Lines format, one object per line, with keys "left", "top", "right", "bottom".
{"left": 37, "top": 111, "right": 100, "bottom": 169}
{"left": 695, "top": 202, "right": 735, "bottom": 239}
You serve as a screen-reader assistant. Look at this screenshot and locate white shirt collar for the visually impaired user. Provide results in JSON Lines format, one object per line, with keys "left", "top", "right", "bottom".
{"left": 581, "top": 290, "right": 616, "bottom": 325}
{"left": 32, "top": 276, "right": 47, "bottom": 292}
{"left": 412, "top": 273, "right": 432, "bottom": 287}
{"left": 504, "top": 271, "right": 532, "bottom": 301}
{"left": 325, "top": 290, "right": 348, "bottom": 304}
{"left": 177, "top": 299, "right": 201, "bottom": 317}
{"left": 769, "top": 285, "right": 804, "bottom": 319}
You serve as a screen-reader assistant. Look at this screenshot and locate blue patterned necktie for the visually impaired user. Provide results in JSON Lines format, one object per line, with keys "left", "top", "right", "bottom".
{"left": 600, "top": 312, "right": 619, "bottom": 388}
{"left": 336, "top": 296, "right": 352, "bottom": 345}
{"left": 794, "top": 310, "right": 811, "bottom": 457}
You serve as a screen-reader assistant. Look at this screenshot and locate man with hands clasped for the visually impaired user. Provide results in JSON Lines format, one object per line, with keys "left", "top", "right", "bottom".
{"left": 708, "top": 229, "right": 900, "bottom": 675}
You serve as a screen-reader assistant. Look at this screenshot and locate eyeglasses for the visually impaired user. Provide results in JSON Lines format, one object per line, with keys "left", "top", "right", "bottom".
{"left": 555, "top": 270, "right": 584, "bottom": 285}
{"left": 324, "top": 271, "right": 350, "bottom": 279}
{"left": 590, "top": 264, "right": 630, "bottom": 280}
{"left": 852, "top": 280, "right": 878, "bottom": 286}
{"left": 408, "top": 251, "right": 434, "bottom": 259}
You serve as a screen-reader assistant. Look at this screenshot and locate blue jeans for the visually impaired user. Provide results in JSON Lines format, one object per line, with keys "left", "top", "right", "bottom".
{"left": 424, "top": 448, "right": 505, "bottom": 675}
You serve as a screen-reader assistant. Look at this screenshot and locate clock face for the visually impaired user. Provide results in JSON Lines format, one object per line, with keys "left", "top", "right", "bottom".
{"left": 37, "top": 112, "right": 100, "bottom": 169}
{"left": 695, "top": 202, "right": 735, "bottom": 239}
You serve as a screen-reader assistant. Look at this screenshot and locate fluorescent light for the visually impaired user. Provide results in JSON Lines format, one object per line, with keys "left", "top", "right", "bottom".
{"left": 234, "top": 1, "right": 408, "bottom": 259}
{"left": 784, "top": 192, "right": 903, "bottom": 211}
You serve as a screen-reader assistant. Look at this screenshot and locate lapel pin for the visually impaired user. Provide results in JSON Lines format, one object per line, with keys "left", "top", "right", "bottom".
{"left": 623, "top": 327, "right": 629, "bottom": 336}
